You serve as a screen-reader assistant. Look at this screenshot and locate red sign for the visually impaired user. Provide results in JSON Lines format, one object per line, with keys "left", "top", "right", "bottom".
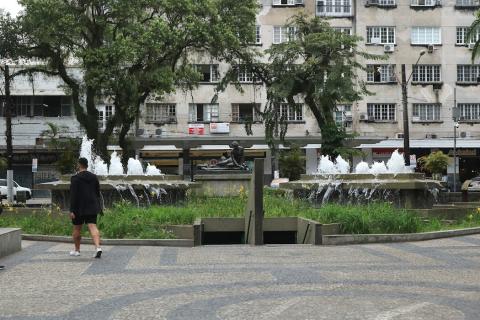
{"left": 188, "top": 124, "right": 205, "bottom": 135}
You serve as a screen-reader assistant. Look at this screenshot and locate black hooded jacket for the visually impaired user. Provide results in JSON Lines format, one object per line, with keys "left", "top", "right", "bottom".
{"left": 69, "top": 171, "right": 101, "bottom": 216}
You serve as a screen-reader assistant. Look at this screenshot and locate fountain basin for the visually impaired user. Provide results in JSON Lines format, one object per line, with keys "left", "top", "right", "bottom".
{"left": 37, "top": 175, "right": 198, "bottom": 210}
{"left": 280, "top": 173, "right": 445, "bottom": 209}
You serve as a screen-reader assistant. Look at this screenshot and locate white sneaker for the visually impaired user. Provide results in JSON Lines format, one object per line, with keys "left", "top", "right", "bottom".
{"left": 94, "top": 248, "right": 102, "bottom": 259}
{"left": 69, "top": 250, "right": 80, "bottom": 257}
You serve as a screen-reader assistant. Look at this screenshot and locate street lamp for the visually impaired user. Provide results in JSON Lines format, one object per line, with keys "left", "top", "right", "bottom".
{"left": 401, "top": 50, "right": 426, "bottom": 167}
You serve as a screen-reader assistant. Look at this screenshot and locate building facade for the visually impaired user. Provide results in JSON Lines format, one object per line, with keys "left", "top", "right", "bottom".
{"left": 1, "top": 0, "right": 480, "bottom": 186}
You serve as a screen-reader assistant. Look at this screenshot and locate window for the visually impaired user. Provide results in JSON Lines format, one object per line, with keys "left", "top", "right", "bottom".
{"left": 459, "top": 103, "right": 480, "bottom": 120}
{"left": 1, "top": 96, "right": 69, "bottom": 117}
{"left": 273, "top": 26, "right": 297, "bottom": 44}
{"left": 412, "top": 104, "right": 441, "bottom": 121}
{"left": 367, "top": 65, "right": 396, "bottom": 83}
{"left": 189, "top": 103, "right": 219, "bottom": 122}
{"left": 194, "top": 64, "right": 220, "bottom": 83}
{"left": 411, "top": 27, "right": 441, "bottom": 45}
{"left": 412, "top": 65, "right": 441, "bottom": 83}
{"left": 255, "top": 25, "right": 262, "bottom": 45}
{"left": 411, "top": 0, "right": 439, "bottom": 6}
{"left": 457, "top": 65, "right": 480, "bottom": 83}
{"left": 366, "top": 0, "right": 396, "bottom": 6}
{"left": 366, "top": 27, "right": 395, "bottom": 44}
{"left": 97, "top": 105, "right": 115, "bottom": 129}
{"left": 334, "top": 27, "right": 352, "bottom": 35}
{"left": 367, "top": 103, "right": 396, "bottom": 121}
{"left": 456, "top": 27, "right": 480, "bottom": 45}
{"left": 335, "top": 104, "right": 352, "bottom": 127}
{"left": 316, "top": 0, "right": 352, "bottom": 16}
{"left": 60, "top": 96, "right": 72, "bottom": 117}
{"left": 456, "top": 0, "right": 480, "bottom": 7}
{"left": 232, "top": 103, "right": 261, "bottom": 122}
{"left": 272, "top": 0, "right": 304, "bottom": 6}
{"left": 146, "top": 103, "right": 176, "bottom": 123}
{"left": 276, "top": 103, "right": 303, "bottom": 121}
{"left": 237, "top": 65, "right": 258, "bottom": 83}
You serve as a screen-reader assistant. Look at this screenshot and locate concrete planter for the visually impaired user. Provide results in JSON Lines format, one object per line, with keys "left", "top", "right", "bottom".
{"left": 0, "top": 228, "right": 22, "bottom": 258}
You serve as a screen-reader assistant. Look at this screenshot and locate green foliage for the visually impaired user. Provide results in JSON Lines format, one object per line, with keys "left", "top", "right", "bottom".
{"left": 18, "top": 0, "right": 259, "bottom": 161}
{"left": 41, "top": 122, "right": 80, "bottom": 174}
{"left": 238, "top": 15, "right": 383, "bottom": 155}
{"left": 3, "top": 194, "right": 479, "bottom": 237}
{"left": 279, "top": 144, "right": 305, "bottom": 181}
{"left": 418, "top": 151, "right": 449, "bottom": 174}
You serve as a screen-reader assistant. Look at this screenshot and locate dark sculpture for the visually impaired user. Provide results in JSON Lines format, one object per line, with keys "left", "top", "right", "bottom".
{"left": 198, "top": 141, "right": 248, "bottom": 171}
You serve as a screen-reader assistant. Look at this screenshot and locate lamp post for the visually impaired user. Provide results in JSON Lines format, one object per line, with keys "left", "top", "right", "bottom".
{"left": 401, "top": 50, "right": 426, "bottom": 166}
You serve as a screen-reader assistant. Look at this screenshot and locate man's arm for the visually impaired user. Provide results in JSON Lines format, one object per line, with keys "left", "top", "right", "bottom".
{"left": 69, "top": 176, "right": 78, "bottom": 218}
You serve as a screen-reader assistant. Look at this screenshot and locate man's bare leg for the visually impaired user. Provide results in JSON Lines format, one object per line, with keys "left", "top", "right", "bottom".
{"left": 87, "top": 223, "right": 101, "bottom": 248}
{"left": 72, "top": 225, "right": 82, "bottom": 252}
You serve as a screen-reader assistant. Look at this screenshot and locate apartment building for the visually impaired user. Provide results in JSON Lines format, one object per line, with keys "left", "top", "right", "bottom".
{"left": 2, "top": 0, "right": 480, "bottom": 184}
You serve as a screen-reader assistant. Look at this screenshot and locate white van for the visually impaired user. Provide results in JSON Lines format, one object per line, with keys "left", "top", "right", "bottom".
{"left": 0, "top": 179, "right": 32, "bottom": 200}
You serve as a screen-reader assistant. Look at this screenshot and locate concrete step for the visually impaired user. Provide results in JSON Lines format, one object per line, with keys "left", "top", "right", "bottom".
{"left": 0, "top": 228, "right": 22, "bottom": 258}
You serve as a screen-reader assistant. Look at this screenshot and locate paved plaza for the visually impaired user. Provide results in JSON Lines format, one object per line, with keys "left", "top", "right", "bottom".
{"left": 0, "top": 236, "right": 480, "bottom": 320}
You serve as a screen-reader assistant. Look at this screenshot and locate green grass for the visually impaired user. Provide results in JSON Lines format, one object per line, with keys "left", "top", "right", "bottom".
{"left": 1, "top": 194, "right": 480, "bottom": 239}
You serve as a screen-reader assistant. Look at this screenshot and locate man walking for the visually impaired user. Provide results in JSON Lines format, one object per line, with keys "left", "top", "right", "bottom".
{"left": 69, "top": 157, "right": 103, "bottom": 258}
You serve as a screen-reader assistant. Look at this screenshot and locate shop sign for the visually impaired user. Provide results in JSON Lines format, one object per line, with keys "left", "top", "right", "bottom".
{"left": 209, "top": 122, "right": 230, "bottom": 134}
{"left": 188, "top": 124, "right": 205, "bottom": 135}
{"left": 448, "top": 149, "right": 476, "bottom": 157}
{"left": 372, "top": 148, "right": 401, "bottom": 157}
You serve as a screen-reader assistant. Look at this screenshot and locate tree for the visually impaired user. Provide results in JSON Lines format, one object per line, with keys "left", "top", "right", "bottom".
{"left": 418, "top": 151, "right": 449, "bottom": 180}
{"left": 1, "top": 12, "right": 54, "bottom": 189}
{"left": 230, "top": 15, "right": 381, "bottom": 156}
{"left": 468, "top": 11, "right": 480, "bottom": 61}
{"left": 19, "top": 0, "right": 258, "bottom": 163}
{"left": 41, "top": 123, "right": 80, "bottom": 174}
{"left": 279, "top": 144, "right": 305, "bottom": 181}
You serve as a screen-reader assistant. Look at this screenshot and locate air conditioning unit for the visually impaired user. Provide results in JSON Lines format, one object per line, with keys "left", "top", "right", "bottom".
{"left": 155, "top": 129, "right": 163, "bottom": 136}
{"left": 425, "top": 133, "right": 438, "bottom": 139}
{"left": 384, "top": 44, "right": 395, "bottom": 53}
{"left": 370, "top": 37, "right": 381, "bottom": 45}
{"left": 368, "top": 115, "right": 376, "bottom": 122}
{"left": 359, "top": 113, "right": 368, "bottom": 121}
{"left": 412, "top": 116, "right": 420, "bottom": 122}
{"left": 427, "top": 44, "right": 435, "bottom": 53}
{"left": 136, "top": 129, "right": 145, "bottom": 136}
{"left": 345, "top": 115, "right": 353, "bottom": 122}
{"left": 460, "top": 131, "right": 468, "bottom": 138}
{"left": 468, "top": 43, "right": 476, "bottom": 50}
{"left": 396, "top": 133, "right": 404, "bottom": 139}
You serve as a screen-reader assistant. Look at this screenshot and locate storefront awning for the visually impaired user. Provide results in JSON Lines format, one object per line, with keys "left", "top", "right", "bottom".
{"left": 357, "top": 139, "right": 480, "bottom": 149}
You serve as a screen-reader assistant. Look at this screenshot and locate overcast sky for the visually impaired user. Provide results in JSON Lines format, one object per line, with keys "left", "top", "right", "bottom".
{"left": 0, "top": 0, "right": 23, "bottom": 16}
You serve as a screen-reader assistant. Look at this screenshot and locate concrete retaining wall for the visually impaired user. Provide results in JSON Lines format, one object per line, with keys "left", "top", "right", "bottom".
{"left": 22, "top": 234, "right": 194, "bottom": 247}
{"left": 0, "top": 228, "right": 22, "bottom": 258}
{"left": 322, "top": 227, "right": 480, "bottom": 245}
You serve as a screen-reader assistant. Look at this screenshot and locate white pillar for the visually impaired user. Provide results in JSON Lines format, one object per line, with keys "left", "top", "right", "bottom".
{"left": 6, "top": 170, "right": 14, "bottom": 204}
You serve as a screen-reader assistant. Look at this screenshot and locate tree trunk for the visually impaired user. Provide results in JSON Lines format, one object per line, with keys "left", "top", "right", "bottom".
{"left": 4, "top": 65, "right": 13, "bottom": 170}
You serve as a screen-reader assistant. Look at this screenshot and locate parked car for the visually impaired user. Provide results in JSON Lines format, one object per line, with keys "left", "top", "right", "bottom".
{"left": 467, "top": 176, "right": 480, "bottom": 191}
{"left": 0, "top": 179, "right": 32, "bottom": 200}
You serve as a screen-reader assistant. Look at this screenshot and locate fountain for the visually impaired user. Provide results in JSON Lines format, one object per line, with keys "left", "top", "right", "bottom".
{"left": 38, "top": 136, "right": 196, "bottom": 210}
{"left": 280, "top": 150, "right": 445, "bottom": 209}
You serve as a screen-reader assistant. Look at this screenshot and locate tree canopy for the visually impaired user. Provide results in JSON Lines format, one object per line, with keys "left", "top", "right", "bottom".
{"left": 18, "top": 0, "right": 258, "bottom": 162}
{"left": 231, "top": 15, "right": 381, "bottom": 157}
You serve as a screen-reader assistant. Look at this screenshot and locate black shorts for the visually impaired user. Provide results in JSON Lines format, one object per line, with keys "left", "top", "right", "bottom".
{"left": 71, "top": 215, "right": 97, "bottom": 226}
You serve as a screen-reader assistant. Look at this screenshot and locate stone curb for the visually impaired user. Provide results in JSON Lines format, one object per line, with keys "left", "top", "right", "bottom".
{"left": 22, "top": 234, "right": 194, "bottom": 247}
{"left": 322, "top": 227, "right": 480, "bottom": 245}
